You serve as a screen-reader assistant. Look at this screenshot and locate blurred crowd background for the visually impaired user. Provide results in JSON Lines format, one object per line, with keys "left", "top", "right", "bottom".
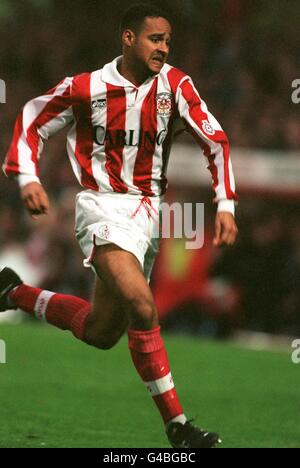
{"left": 1, "top": 0, "right": 300, "bottom": 336}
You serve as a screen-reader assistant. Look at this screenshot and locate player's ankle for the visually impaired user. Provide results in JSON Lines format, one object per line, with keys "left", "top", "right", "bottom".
{"left": 166, "top": 414, "right": 187, "bottom": 428}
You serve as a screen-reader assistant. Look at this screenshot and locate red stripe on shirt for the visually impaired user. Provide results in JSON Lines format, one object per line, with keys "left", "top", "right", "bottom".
{"left": 167, "top": 67, "right": 187, "bottom": 94}
{"left": 159, "top": 68, "right": 187, "bottom": 194}
{"left": 45, "top": 78, "right": 68, "bottom": 96}
{"left": 72, "top": 73, "right": 99, "bottom": 191}
{"left": 4, "top": 110, "right": 24, "bottom": 177}
{"left": 222, "top": 141, "right": 236, "bottom": 199}
{"left": 105, "top": 83, "right": 128, "bottom": 193}
{"left": 133, "top": 78, "right": 158, "bottom": 196}
{"left": 180, "top": 79, "right": 237, "bottom": 200}
{"left": 26, "top": 86, "right": 72, "bottom": 174}
{"left": 160, "top": 113, "right": 176, "bottom": 195}
{"left": 184, "top": 120, "right": 220, "bottom": 193}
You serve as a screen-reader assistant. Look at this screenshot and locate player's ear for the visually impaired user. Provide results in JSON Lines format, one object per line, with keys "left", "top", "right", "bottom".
{"left": 122, "top": 29, "right": 136, "bottom": 47}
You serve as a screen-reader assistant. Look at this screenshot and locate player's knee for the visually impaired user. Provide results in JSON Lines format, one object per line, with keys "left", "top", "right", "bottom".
{"left": 96, "top": 337, "right": 117, "bottom": 350}
{"left": 84, "top": 329, "right": 121, "bottom": 350}
{"left": 127, "top": 297, "right": 157, "bottom": 329}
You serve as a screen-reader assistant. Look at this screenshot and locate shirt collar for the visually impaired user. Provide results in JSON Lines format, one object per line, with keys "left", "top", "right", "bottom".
{"left": 102, "top": 56, "right": 165, "bottom": 88}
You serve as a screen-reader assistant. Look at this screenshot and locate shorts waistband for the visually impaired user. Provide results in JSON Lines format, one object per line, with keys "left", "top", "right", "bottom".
{"left": 79, "top": 189, "right": 163, "bottom": 202}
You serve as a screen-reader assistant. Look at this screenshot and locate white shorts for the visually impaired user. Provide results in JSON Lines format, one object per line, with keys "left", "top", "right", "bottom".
{"left": 75, "top": 190, "right": 162, "bottom": 281}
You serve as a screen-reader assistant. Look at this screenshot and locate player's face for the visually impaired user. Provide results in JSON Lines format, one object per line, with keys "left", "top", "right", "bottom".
{"left": 132, "top": 17, "right": 172, "bottom": 74}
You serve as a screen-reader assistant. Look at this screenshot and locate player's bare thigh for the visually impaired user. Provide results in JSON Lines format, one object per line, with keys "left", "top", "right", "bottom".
{"left": 91, "top": 244, "right": 159, "bottom": 330}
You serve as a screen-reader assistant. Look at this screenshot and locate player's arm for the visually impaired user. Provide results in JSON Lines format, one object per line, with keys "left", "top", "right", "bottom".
{"left": 175, "top": 76, "right": 238, "bottom": 246}
{"left": 3, "top": 77, "right": 74, "bottom": 219}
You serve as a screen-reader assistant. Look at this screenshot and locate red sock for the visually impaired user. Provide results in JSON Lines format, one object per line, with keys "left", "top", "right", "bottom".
{"left": 9, "top": 285, "right": 91, "bottom": 340}
{"left": 128, "top": 326, "right": 185, "bottom": 424}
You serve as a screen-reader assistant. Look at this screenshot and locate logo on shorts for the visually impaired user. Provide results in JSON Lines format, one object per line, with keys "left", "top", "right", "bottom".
{"left": 99, "top": 225, "right": 110, "bottom": 240}
{"left": 92, "top": 99, "right": 107, "bottom": 109}
{"left": 156, "top": 93, "right": 173, "bottom": 117}
{"left": 202, "top": 120, "right": 215, "bottom": 135}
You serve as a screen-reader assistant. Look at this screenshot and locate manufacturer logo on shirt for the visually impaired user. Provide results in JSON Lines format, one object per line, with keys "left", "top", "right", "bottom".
{"left": 92, "top": 99, "right": 107, "bottom": 109}
{"left": 202, "top": 120, "right": 215, "bottom": 135}
{"left": 156, "top": 92, "right": 173, "bottom": 117}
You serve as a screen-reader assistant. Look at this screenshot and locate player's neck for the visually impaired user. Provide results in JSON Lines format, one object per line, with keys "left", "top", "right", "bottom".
{"left": 118, "top": 57, "right": 152, "bottom": 87}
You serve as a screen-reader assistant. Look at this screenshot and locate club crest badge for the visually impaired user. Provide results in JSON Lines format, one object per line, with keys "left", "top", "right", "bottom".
{"left": 202, "top": 119, "right": 215, "bottom": 135}
{"left": 156, "top": 93, "right": 173, "bottom": 117}
{"left": 99, "top": 224, "right": 110, "bottom": 240}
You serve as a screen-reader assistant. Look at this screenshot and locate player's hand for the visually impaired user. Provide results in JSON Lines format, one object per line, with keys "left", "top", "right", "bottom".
{"left": 213, "top": 212, "right": 238, "bottom": 247}
{"left": 21, "top": 182, "right": 50, "bottom": 220}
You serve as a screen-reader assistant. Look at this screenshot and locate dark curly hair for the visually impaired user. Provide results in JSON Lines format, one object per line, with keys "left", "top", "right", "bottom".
{"left": 120, "top": 3, "right": 171, "bottom": 36}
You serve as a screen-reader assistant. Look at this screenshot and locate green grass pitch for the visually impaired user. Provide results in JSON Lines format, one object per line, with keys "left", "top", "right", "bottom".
{"left": 0, "top": 322, "right": 299, "bottom": 448}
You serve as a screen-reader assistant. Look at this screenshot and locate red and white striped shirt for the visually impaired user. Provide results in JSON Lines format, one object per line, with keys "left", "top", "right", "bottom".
{"left": 3, "top": 56, "right": 237, "bottom": 211}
